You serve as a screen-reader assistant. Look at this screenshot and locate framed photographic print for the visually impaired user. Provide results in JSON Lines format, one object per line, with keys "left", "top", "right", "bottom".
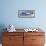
{"left": 18, "top": 10, "right": 35, "bottom": 18}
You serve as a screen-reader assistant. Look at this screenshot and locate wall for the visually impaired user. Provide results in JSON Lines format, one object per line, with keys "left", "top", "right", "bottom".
{"left": 0, "top": 0, "right": 46, "bottom": 30}
{"left": 0, "top": 0, "right": 46, "bottom": 43}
